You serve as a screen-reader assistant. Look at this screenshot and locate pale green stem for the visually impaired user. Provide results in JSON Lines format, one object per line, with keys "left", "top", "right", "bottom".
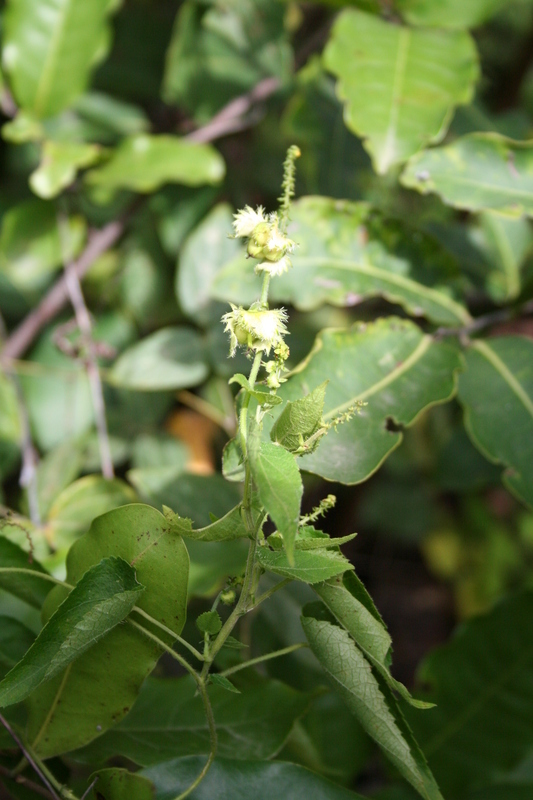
{"left": 127, "top": 618, "right": 200, "bottom": 683}
{"left": 253, "top": 577, "right": 293, "bottom": 607}
{"left": 24, "top": 741, "right": 79, "bottom": 800}
{"left": 0, "top": 568, "right": 73, "bottom": 590}
{"left": 130, "top": 606, "right": 204, "bottom": 662}
{"left": 172, "top": 679, "right": 217, "bottom": 800}
{"left": 219, "top": 643, "right": 308, "bottom": 678}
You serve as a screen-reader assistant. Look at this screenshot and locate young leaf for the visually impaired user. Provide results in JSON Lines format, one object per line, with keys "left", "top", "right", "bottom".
{"left": 3, "top": 0, "right": 117, "bottom": 118}
{"left": 210, "top": 674, "right": 240, "bottom": 693}
{"left": 0, "top": 557, "right": 144, "bottom": 708}
{"left": 271, "top": 381, "right": 328, "bottom": 453}
{"left": 301, "top": 607, "right": 443, "bottom": 800}
{"left": 85, "top": 135, "right": 225, "bottom": 193}
{"left": 295, "top": 527, "right": 357, "bottom": 551}
{"left": 276, "top": 317, "right": 462, "bottom": 485}
{"left": 402, "top": 134, "right": 533, "bottom": 217}
{"left": 196, "top": 611, "right": 222, "bottom": 635}
{"left": 72, "top": 676, "right": 309, "bottom": 766}
{"left": 323, "top": 9, "right": 478, "bottom": 174}
{"left": 0, "top": 536, "right": 53, "bottom": 608}
{"left": 257, "top": 547, "right": 352, "bottom": 584}
{"left": 222, "top": 438, "right": 246, "bottom": 483}
{"left": 458, "top": 337, "right": 533, "bottom": 508}
{"left": 90, "top": 768, "right": 154, "bottom": 800}
{"left": 248, "top": 440, "right": 303, "bottom": 563}
{"left": 109, "top": 327, "right": 209, "bottom": 391}
{"left": 229, "top": 374, "right": 283, "bottom": 406}
{"left": 29, "top": 140, "right": 102, "bottom": 199}
{"left": 167, "top": 504, "right": 249, "bottom": 542}
{"left": 141, "top": 756, "right": 366, "bottom": 800}
{"left": 25, "top": 504, "right": 189, "bottom": 759}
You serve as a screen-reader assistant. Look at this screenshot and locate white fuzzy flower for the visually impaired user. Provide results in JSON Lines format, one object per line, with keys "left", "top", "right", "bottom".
{"left": 232, "top": 205, "right": 266, "bottom": 238}
{"left": 222, "top": 304, "right": 288, "bottom": 356}
{"left": 256, "top": 255, "right": 292, "bottom": 277}
{"left": 264, "top": 224, "right": 295, "bottom": 260}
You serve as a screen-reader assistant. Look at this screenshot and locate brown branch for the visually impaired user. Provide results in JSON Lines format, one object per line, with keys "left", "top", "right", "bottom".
{"left": 58, "top": 214, "right": 114, "bottom": 480}
{"left": 0, "top": 763, "right": 54, "bottom": 800}
{"left": 0, "top": 714, "right": 61, "bottom": 800}
{"left": 0, "top": 77, "right": 281, "bottom": 364}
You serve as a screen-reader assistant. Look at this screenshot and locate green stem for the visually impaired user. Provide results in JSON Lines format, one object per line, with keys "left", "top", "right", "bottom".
{"left": 127, "top": 619, "right": 200, "bottom": 684}
{"left": 219, "top": 643, "right": 308, "bottom": 678}
{"left": 24, "top": 741, "right": 79, "bottom": 800}
{"left": 172, "top": 679, "right": 218, "bottom": 800}
{"left": 253, "top": 577, "right": 293, "bottom": 607}
{"left": 130, "top": 607, "right": 204, "bottom": 662}
{"left": 0, "top": 568, "right": 72, "bottom": 589}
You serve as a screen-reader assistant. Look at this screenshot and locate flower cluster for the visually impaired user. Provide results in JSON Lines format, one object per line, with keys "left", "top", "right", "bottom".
{"left": 232, "top": 206, "right": 296, "bottom": 277}
{"left": 222, "top": 303, "right": 288, "bottom": 358}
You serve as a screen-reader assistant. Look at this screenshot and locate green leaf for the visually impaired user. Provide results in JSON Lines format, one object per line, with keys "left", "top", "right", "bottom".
{"left": 177, "top": 204, "right": 241, "bottom": 325}
{"left": 143, "top": 757, "right": 366, "bottom": 800}
{"left": 301, "top": 608, "right": 443, "bottom": 800}
{"left": 277, "top": 317, "right": 462, "bottom": 484}
{"left": 109, "top": 327, "right": 209, "bottom": 391}
{"left": 249, "top": 440, "right": 303, "bottom": 564}
{"left": 271, "top": 382, "right": 327, "bottom": 453}
{"left": 294, "top": 528, "right": 357, "bottom": 551}
{"left": 315, "top": 574, "right": 432, "bottom": 709}
{"left": 29, "top": 140, "right": 102, "bottom": 199}
{"left": 257, "top": 547, "right": 352, "bottom": 584}
{"left": 396, "top": 0, "right": 509, "bottom": 29}
{"left": 212, "top": 198, "right": 471, "bottom": 326}
{"left": 25, "top": 504, "right": 189, "bottom": 758}
{"left": 474, "top": 212, "right": 533, "bottom": 302}
{"left": 401, "top": 134, "right": 533, "bottom": 216}
{"left": 167, "top": 504, "right": 249, "bottom": 542}
{"left": 0, "top": 557, "right": 144, "bottom": 708}
{"left": 0, "top": 536, "right": 53, "bottom": 608}
{"left": 323, "top": 9, "right": 478, "bottom": 174}
{"left": 73, "top": 676, "right": 309, "bottom": 765}
{"left": 85, "top": 135, "right": 225, "bottom": 194}
{"left": 0, "top": 200, "right": 86, "bottom": 289}
{"left": 3, "top": 0, "right": 117, "bottom": 118}
{"left": 196, "top": 610, "right": 222, "bottom": 635}
{"left": 408, "top": 591, "right": 533, "bottom": 797}
{"left": 457, "top": 337, "right": 533, "bottom": 509}
{"left": 229, "top": 375, "right": 283, "bottom": 407}
{"left": 210, "top": 674, "right": 240, "bottom": 693}
{"left": 90, "top": 768, "right": 154, "bottom": 800}
{"left": 0, "top": 616, "right": 35, "bottom": 679}
{"left": 222, "top": 438, "right": 245, "bottom": 483}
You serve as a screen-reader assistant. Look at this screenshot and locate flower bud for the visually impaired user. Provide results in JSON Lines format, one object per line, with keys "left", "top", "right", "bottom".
{"left": 222, "top": 304, "right": 288, "bottom": 357}
{"left": 232, "top": 205, "right": 266, "bottom": 238}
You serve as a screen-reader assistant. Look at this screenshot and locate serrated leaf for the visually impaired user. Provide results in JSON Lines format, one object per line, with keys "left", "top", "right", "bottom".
{"left": 257, "top": 547, "right": 352, "bottom": 584}
{"left": 457, "top": 337, "right": 533, "bottom": 508}
{"left": 109, "top": 327, "right": 209, "bottom": 391}
{"left": 210, "top": 674, "right": 240, "bottom": 693}
{"left": 196, "top": 611, "right": 222, "bottom": 635}
{"left": 295, "top": 528, "right": 357, "bottom": 551}
{"left": 401, "top": 134, "right": 533, "bottom": 217}
{"left": 396, "top": 0, "right": 508, "bottom": 29}
{"left": 0, "top": 557, "right": 144, "bottom": 708}
{"left": 409, "top": 591, "right": 533, "bottom": 797}
{"left": 276, "top": 317, "right": 462, "bottom": 485}
{"left": 85, "top": 135, "right": 225, "bottom": 193}
{"left": 25, "top": 504, "right": 189, "bottom": 759}
{"left": 90, "top": 768, "right": 154, "bottom": 800}
{"left": 249, "top": 440, "right": 303, "bottom": 563}
{"left": 29, "top": 141, "right": 102, "bottom": 199}
{"left": 301, "top": 609, "right": 443, "bottom": 800}
{"left": 168, "top": 504, "right": 248, "bottom": 543}
{"left": 323, "top": 9, "right": 478, "bottom": 174}
{"left": 315, "top": 573, "right": 432, "bottom": 709}
{"left": 271, "top": 382, "right": 327, "bottom": 453}
{"left": 229, "top": 375, "right": 283, "bottom": 406}
{"left": 0, "top": 536, "right": 53, "bottom": 608}
{"left": 212, "top": 197, "right": 470, "bottom": 326}
{"left": 3, "top": 0, "right": 117, "bottom": 118}
{"left": 73, "top": 676, "right": 309, "bottom": 765}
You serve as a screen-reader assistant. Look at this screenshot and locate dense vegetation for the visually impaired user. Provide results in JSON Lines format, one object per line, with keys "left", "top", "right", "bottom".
{"left": 1, "top": 1, "right": 533, "bottom": 799}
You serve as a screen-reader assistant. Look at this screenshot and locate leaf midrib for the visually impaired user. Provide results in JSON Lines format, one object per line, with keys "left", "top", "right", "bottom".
{"left": 295, "top": 256, "right": 471, "bottom": 324}
{"left": 323, "top": 335, "right": 432, "bottom": 421}
{"left": 473, "top": 340, "right": 533, "bottom": 418}
{"left": 379, "top": 26, "right": 411, "bottom": 174}
{"left": 33, "top": 0, "right": 74, "bottom": 116}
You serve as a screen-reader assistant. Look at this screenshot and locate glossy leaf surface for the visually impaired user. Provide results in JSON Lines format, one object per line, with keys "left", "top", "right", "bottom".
{"left": 323, "top": 10, "right": 478, "bottom": 173}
